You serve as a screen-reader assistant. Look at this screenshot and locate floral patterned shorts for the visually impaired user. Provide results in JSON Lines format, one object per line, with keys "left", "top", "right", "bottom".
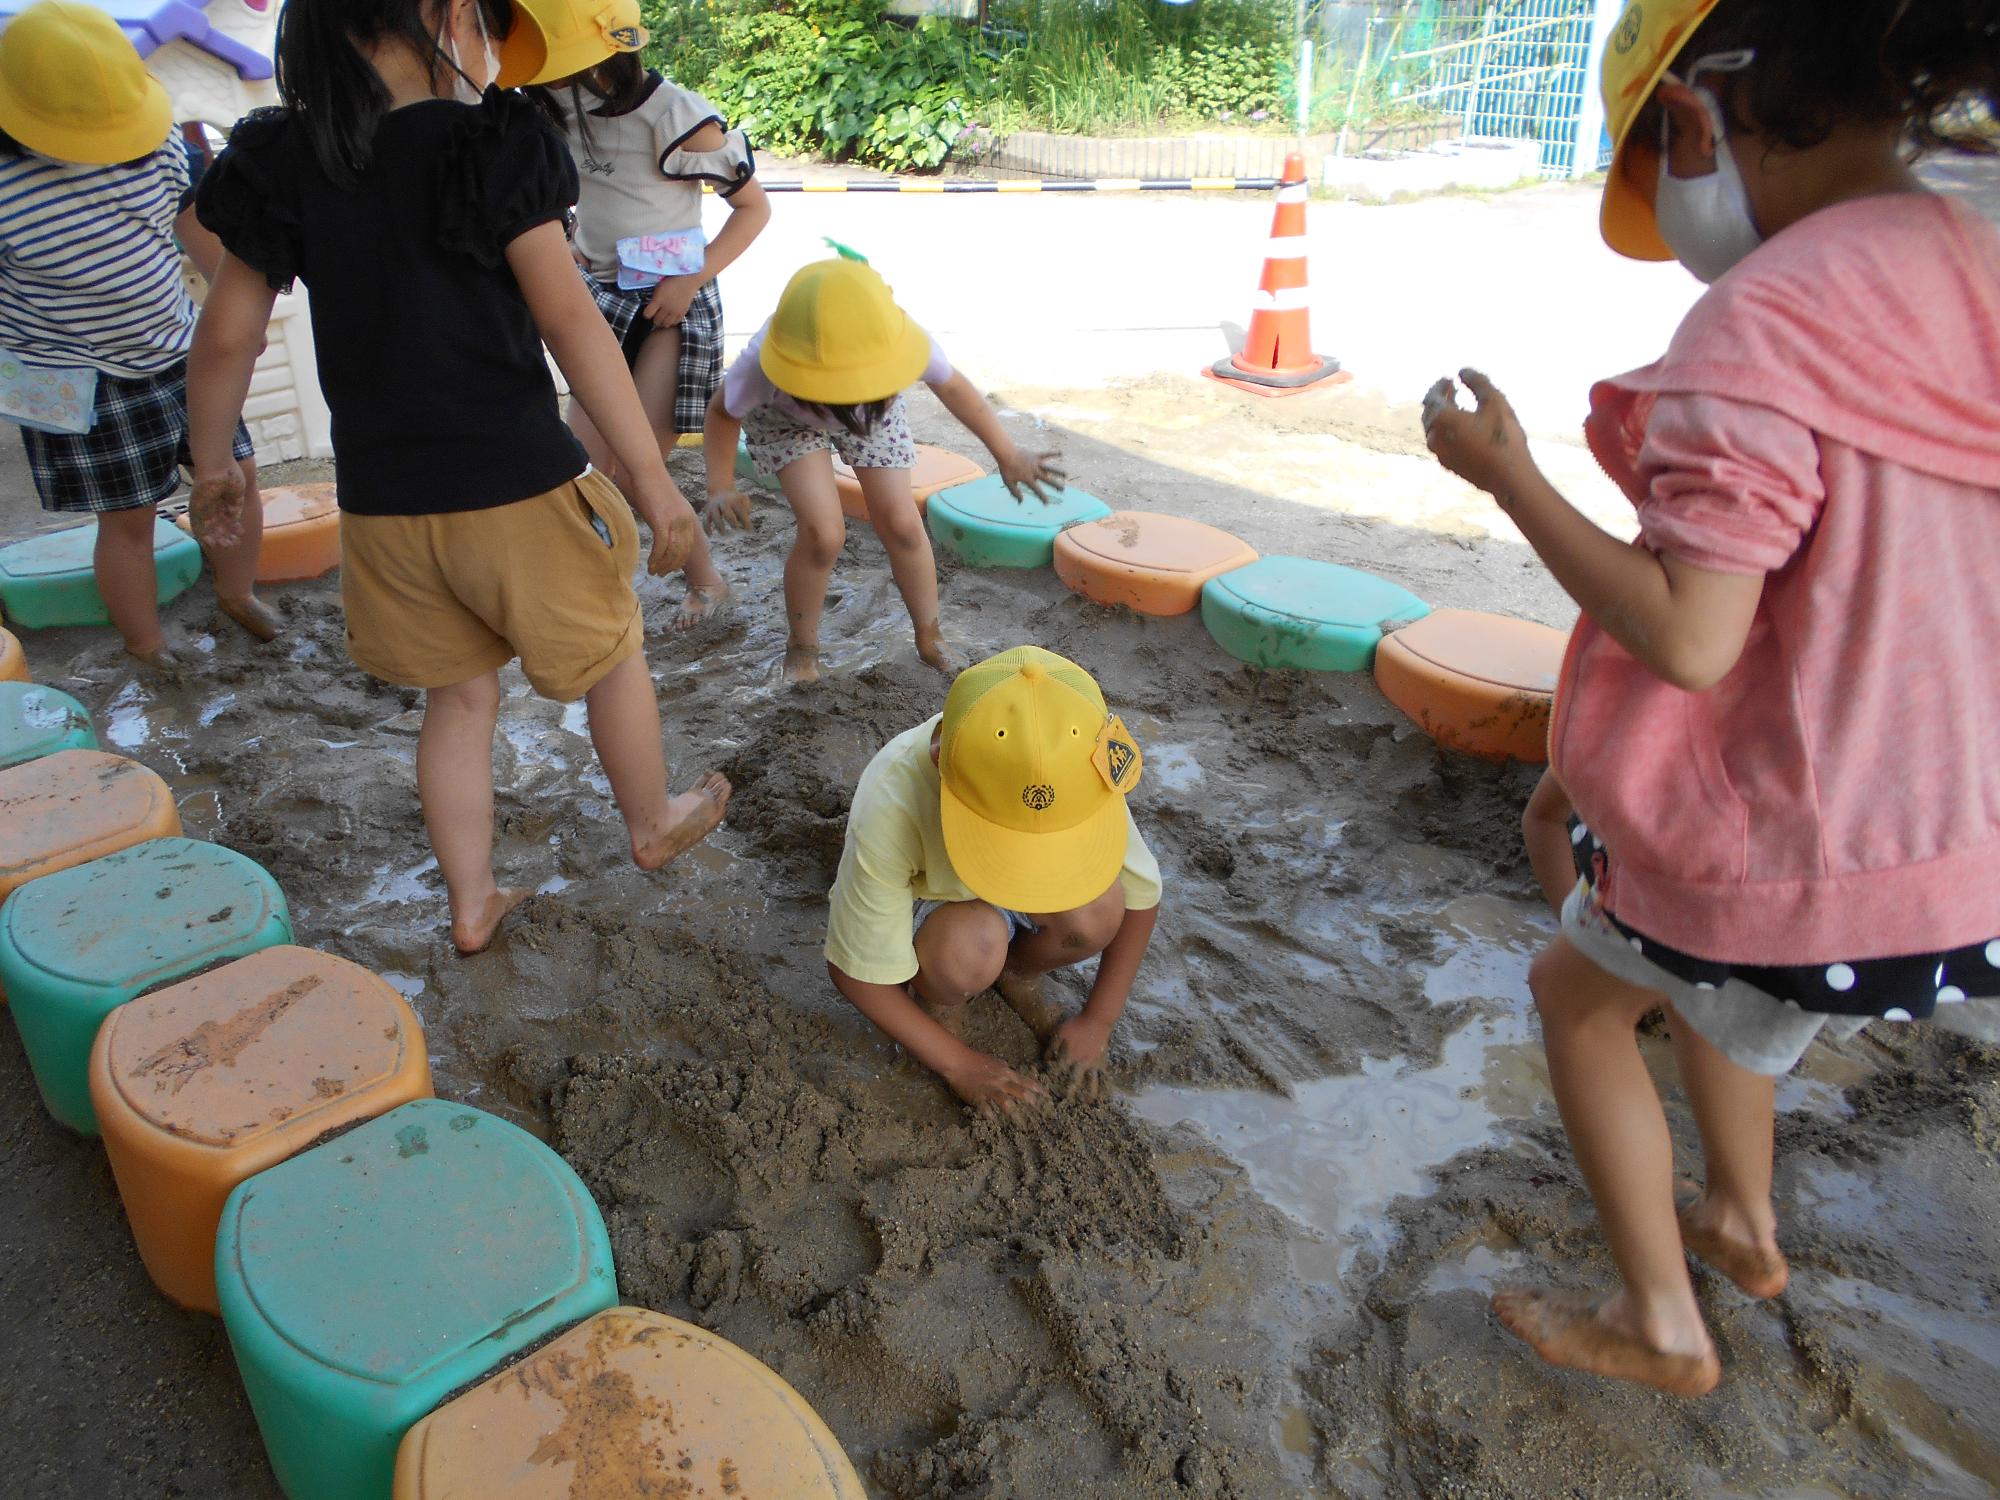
{"left": 742, "top": 395, "right": 917, "bottom": 481}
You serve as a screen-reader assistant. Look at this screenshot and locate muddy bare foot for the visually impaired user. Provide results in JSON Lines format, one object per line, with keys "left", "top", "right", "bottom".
{"left": 917, "top": 994, "right": 970, "bottom": 1041}
{"left": 124, "top": 643, "right": 186, "bottom": 677}
{"left": 915, "top": 628, "right": 968, "bottom": 676}
{"left": 674, "top": 579, "right": 730, "bottom": 632}
{"left": 995, "top": 969, "right": 1064, "bottom": 1043}
{"left": 451, "top": 887, "right": 530, "bottom": 955}
{"left": 1492, "top": 1288, "right": 1721, "bottom": 1397}
{"left": 781, "top": 642, "right": 821, "bottom": 686}
{"left": 632, "top": 772, "right": 732, "bottom": 871}
{"left": 1676, "top": 1181, "right": 1789, "bottom": 1299}
{"left": 219, "top": 594, "right": 283, "bottom": 642}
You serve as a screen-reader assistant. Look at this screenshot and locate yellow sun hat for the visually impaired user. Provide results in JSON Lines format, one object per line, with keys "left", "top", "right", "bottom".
{"left": 494, "top": 0, "right": 647, "bottom": 89}
{"left": 1599, "top": 0, "right": 1723, "bottom": 260}
{"left": 0, "top": 0, "right": 171, "bottom": 166}
{"left": 758, "top": 257, "right": 933, "bottom": 406}
{"left": 938, "top": 646, "right": 1145, "bottom": 915}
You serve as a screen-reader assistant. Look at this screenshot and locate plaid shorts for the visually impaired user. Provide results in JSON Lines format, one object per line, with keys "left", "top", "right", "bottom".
{"left": 22, "top": 360, "right": 254, "bottom": 514}
{"left": 586, "top": 274, "right": 724, "bottom": 435}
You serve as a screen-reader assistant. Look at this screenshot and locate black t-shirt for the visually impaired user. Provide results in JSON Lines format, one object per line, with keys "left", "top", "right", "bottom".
{"left": 198, "top": 90, "right": 587, "bottom": 516}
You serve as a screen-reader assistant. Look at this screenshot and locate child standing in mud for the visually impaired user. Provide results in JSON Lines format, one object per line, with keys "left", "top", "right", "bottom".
{"left": 700, "top": 251, "right": 1063, "bottom": 684}
{"left": 527, "top": 50, "right": 769, "bottom": 630}
{"left": 184, "top": 0, "right": 730, "bottom": 953}
{"left": 1425, "top": 0, "right": 2000, "bottom": 1396}
{"left": 824, "top": 646, "right": 1158, "bottom": 1115}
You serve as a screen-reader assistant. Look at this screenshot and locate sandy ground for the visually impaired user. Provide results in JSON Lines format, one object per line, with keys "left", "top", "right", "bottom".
{"left": 2, "top": 163, "right": 1998, "bottom": 1499}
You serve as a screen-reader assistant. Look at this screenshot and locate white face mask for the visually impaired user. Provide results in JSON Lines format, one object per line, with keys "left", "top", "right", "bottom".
{"left": 1654, "top": 50, "right": 1762, "bottom": 284}
{"left": 440, "top": 1, "right": 497, "bottom": 104}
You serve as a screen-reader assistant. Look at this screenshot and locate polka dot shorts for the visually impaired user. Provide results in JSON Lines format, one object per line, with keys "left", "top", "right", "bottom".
{"left": 741, "top": 395, "right": 918, "bottom": 482}
{"left": 1563, "top": 820, "right": 2000, "bottom": 1076}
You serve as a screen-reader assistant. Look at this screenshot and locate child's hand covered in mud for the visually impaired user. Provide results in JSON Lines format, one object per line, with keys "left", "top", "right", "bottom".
{"left": 1422, "top": 369, "right": 1539, "bottom": 508}
{"left": 1045, "top": 1014, "right": 1111, "bottom": 1101}
{"left": 645, "top": 494, "right": 700, "bottom": 575}
{"left": 997, "top": 444, "right": 1067, "bottom": 504}
{"left": 944, "top": 1049, "right": 1047, "bottom": 1120}
{"left": 188, "top": 467, "right": 246, "bottom": 549}
{"left": 703, "top": 489, "right": 754, "bottom": 534}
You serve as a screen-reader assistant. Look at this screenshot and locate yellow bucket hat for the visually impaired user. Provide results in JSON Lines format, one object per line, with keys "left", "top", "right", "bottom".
{"left": 494, "top": 0, "right": 647, "bottom": 89}
{"left": 759, "top": 258, "right": 933, "bottom": 406}
{"left": 938, "top": 646, "right": 1144, "bottom": 915}
{"left": 0, "top": 0, "right": 171, "bottom": 166}
{"left": 1598, "top": 0, "right": 1723, "bottom": 260}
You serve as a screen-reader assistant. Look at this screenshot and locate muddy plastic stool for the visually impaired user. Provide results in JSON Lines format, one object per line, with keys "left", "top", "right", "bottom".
{"left": 91, "top": 945, "right": 426, "bottom": 1310}
{"left": 0, "top": 626, "right": 26, "bottom": 682}
{"left": 394, "top": 1306, "right": 867, "bottom": 1500}
{"left": 4, "top": 837, "right": 290, "bottom": 1134}
{"left": 1375, "top": 609, "right": 1566, "bottom": 763}
{"left": 0, "top": 750, "right": 180, "bottom": 906}
{"left": 834, "top": 443, "right": 985, "bottom": 522}
{"left": 926, "top": 475, "right": 1113, "bottom": 569}
{"left": 216, "top": 1099, "right": 618, "bottom": 1500}
{"left": 177, "top": 484, "right": 340, "bottom": 584}
{"left": 0, "top": 520, "right": 202, "bottom": 629}
{"left": 1054, "top": 512, "right": 1259, "bottom": 616}
{"left": 1201, "top": 557, "right": 1431, "bottom": 674}
{"left": 0, "top": 681, "right": 96, "bottom": 770}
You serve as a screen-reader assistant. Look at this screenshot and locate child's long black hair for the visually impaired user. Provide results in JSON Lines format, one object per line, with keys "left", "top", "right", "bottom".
{"left": 275, "top": 0, "right": 513, "bottom": 187}
{"left": 1674, "top": 0, "right": 2000, "bottom": 154}
{"left": 525, "top": 52, "right": 651, "bottom": 161}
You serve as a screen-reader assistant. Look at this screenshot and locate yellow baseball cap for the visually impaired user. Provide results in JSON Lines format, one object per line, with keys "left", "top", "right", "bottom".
{"left": 0, "top": 0, "right": 171, "bottom": 166}
{"left": 1598, "top": 0, "right": 1722, "bottom": 260}
{"left": 759, "top": 258, "right": 933, "bottom": 406}
{"left": 495, "top": 0, "right": 648, "bottom": 89}
{"left": 938, "top": 646, "right": 1144, "bottom": 914}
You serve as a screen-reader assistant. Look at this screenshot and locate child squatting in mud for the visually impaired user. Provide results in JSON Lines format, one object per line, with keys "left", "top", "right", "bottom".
{"left": 1426, "top": 0, "right": 2000, "bottom": 1396}
{"left": 823, "top": 646, "right": 1159, "bottom": 1116}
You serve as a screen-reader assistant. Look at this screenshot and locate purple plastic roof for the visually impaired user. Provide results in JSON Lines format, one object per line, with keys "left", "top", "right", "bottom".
{"left": 0, "top": 0, "right": 275, "bottom": 82}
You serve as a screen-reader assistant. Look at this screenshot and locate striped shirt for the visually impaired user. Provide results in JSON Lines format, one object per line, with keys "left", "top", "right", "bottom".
{"left": 0, "top": 138, "right": 197, "bottom": 379}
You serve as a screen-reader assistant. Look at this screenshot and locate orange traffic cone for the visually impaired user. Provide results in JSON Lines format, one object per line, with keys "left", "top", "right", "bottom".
{"left": 1204, "top": 153, "right": 1351, "bottom": 398}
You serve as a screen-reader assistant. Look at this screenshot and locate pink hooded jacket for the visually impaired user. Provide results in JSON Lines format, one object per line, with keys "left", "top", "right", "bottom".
{"left": 1554, "top": 192, "right": 2000, "bottom": 965}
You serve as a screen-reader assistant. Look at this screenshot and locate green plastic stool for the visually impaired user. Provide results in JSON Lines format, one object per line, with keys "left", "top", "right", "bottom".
{"left": 0, "top": 836, "right": 291, "bottom": 1133}
{"left": 926, "top": 475, "right": 1113, "bottom": 569}
{"left": 216, "top": 1100, "right": 619, "bottom": 1500}
{"left": 0, "top": 681, "right": 96, "bottom": 769}
{"left": 0, "top": 519, "right": 202, "bottom": 629}
{"left": 1201, "top": 557, "right": 1431, "bottom": 672}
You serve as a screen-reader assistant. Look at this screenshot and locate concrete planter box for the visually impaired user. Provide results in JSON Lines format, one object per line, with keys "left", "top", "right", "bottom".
{"left": 1322, "top": 136, "right": 1544, "bottom": 202}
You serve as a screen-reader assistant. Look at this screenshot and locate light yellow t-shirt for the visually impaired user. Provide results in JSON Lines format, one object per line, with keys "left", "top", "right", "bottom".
{"left": 824, "top": 715, "right": 1164, "bottom": 987}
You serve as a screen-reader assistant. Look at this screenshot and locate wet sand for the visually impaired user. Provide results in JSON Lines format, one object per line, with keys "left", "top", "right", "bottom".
{"left": 0, "top": 383, "right": 1995, "bottom": 1498}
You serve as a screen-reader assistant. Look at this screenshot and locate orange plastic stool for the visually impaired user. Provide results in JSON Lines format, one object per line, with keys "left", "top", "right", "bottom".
{"left": 394, "top": 1307, "right": 867, "bottom": 1500}
{"left": 178, "top": 483, "right": 341, "bottom": 583}
{"left": 0, "top": 749, "right": 179, "bottom": 905}
{"left": 833, "top": 443, "right": 985, "bottom": 522}
{"left": 1054, "top": 512, "right": 1259, "bottom": 616}
{"left": 1374, "top": 608, "right": 1567, "bottom": 762}
{"left": 0, "top": 626, "right": 26, "bottom": 682}
{"left": 89, "top": 945, "right": 432, "bottom": 1312}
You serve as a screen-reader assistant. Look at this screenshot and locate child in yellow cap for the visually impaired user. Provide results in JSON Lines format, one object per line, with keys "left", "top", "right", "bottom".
{"left": 1425, "top": 0, "right": 2000, "bottom": 1397}
{"left": 824, "top": 645, "right": 1159, "bottom": 1115}
{"left": 184, "top": 0, "right": 730, "bottom": 954}
{"left": 701, "top": 254, "right": 1063, "bottom": 684}
{"left": 524, "top": 39, "right": 770, "bottom": 631}
{"left": 0, "top": 0, "right": 275, "bottom": 668}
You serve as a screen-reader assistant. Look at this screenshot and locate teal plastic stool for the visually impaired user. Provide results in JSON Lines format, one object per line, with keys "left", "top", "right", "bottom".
{"left": 216, "top": 1099, "right": 618, "bottom": 1500}
{"left": 0, "top": 520, "right": 202, "bottom": 629}
{"left": 1201, "top": 557, "right": 1431, "bottom": 672}
{"left": 0, "top": 836, "right": 291, "bottom": 1133}
{"left": 926, "top": 475, "right": 1114, "bottom": 568}
{"left": 0, "top": 681, "right": 96, "bottom": 769}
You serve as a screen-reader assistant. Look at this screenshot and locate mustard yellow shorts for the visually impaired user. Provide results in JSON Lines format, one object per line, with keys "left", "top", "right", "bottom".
{"left": 340, "top": 469, "right": 643, "bottom": 702}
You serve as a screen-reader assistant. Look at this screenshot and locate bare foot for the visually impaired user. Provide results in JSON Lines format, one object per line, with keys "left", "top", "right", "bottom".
{"left": 219, "top": 594, "right": 284, "bottom": 642}
{"left": 674, "top": 579, "right": 730, "bottom": 632}
{"left": 451, "top": 887, "right": 530, "bottom": 955}
{"left": 915, "top": 627, "right": 968, "bottom": 676}
{"left": 1676, "top": 1181, "right": 1789, "bottom": 1299}
{"left": 995, "top": 969, "right": 1064, "bottom": 1043}
{"left": 781, "top": 642, "right": 821, "bottom": 686}
{"left": 1491, "top": 1288, "right": 1721, "bottom": 1397}
{"left": 124, "top": 643, "right": 185, "bottom": 677}
{"left": 917, "top": 993, "right": 970, "bottom": 1040}
{"left": 632, "top": 772, "right": 731, "bottom": 871}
